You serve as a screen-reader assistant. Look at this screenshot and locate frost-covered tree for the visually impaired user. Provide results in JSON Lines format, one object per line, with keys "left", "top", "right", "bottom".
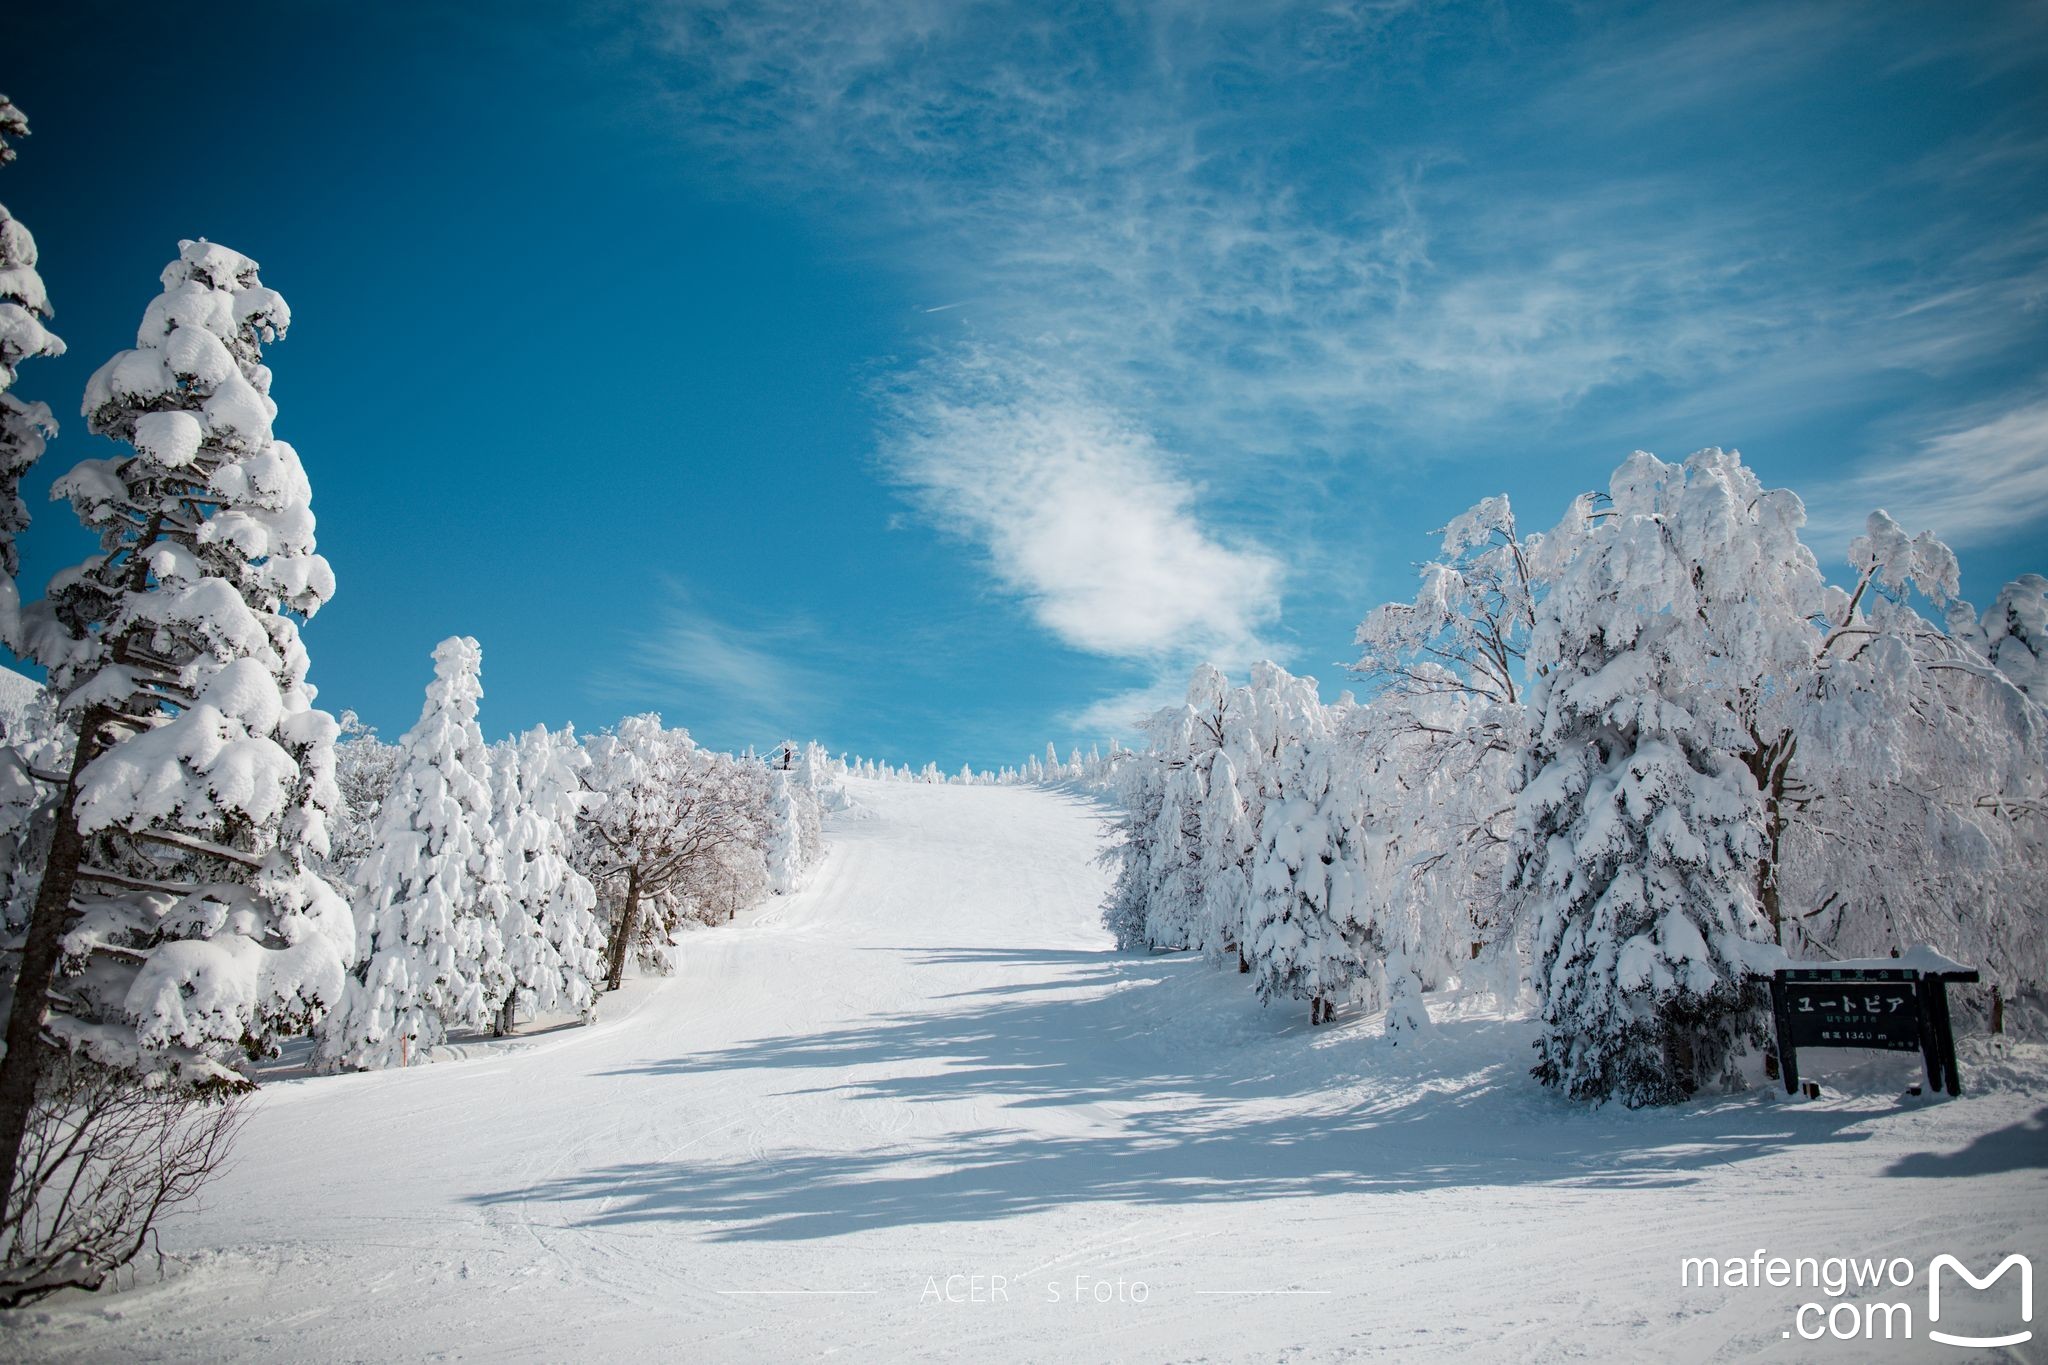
{"left": 1099, "top": 667, "right": 1229, "bottom": 953}
{"left": 577, "top": 715, "right": 766, "bottom": 988}
{"left": 319, "top": 637, "right": 499, "bottom": 1069}
{"left": 1515, "top": 451, "right": 1808, "bottom": 1106}
{"left": 0, "top": 96, "right": 65, "bottom": 650}
{"left": 0, "top": 687, "right": 68, "bottom": 947}
{"left": 0, "top": 241, "right": 353, "bottom": 1210}
{"left": 326, "top": 711, "right": 402, "bottom": 880}
{"left": 1100, "top": 741, "right": 1169, "bottom": 953}
{"left": 1951, "top": 573, "right": 2047, "bottom": 701}
{"left": 1783, "top": 517, "right": 2046, "bottom": 1022}
{"left": 475, "top": 745, "right": 519, "bottom": 1036}
{"left": 1352, "top": 493, "right": 1588, "bottom": 985}
{"left": 1102, "top": 660, "right": 1346, "bottom": 985}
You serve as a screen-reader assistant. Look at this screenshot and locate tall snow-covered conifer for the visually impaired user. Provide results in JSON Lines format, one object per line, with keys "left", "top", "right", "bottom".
{"left": 320, "top": 637, "right": 498, "bottom": 1069}
{"left": 1515, "top": 452, "right": 1803, "bottom": 1106}
{"left": 0, "top": 96, "right": 64, "bottom": 648}
{"left": 495, "top": 725, "right": 602, "bottom": 1029}
{"left": 0, "top": 241, "right": 352, "bottom": 1209}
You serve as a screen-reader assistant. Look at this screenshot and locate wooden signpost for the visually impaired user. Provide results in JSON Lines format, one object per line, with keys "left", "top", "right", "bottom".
{"left": 1767, "top": 956, "right": 1980, "bottom": 1097}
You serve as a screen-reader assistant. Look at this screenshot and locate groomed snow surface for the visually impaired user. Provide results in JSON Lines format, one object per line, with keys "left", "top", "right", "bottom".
{"left": 6, "top": 779, "right": 2044, "bottom": 1362}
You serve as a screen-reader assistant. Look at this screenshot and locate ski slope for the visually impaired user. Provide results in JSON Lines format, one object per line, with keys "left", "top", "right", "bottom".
{"left": 5, "top": 778, "right": 2045, "bottom": 1362}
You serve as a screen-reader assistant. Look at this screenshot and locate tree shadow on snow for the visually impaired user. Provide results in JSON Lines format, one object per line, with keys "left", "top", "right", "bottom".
{"left": 468, "top": 945, "right": 1887, "bottom": 1242}
{"left": 1883, "top": 1105, "right": 2048, "bottom": 1179}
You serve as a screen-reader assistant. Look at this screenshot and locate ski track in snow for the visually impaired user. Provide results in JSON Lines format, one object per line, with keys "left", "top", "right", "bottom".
{"left": 4, "top": 778, "right": 2045, "bottom": 1362}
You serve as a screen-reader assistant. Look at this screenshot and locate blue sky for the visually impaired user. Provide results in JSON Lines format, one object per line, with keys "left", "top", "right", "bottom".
{"left": 5, "top": 1, "right": 2045, "bottom": 766}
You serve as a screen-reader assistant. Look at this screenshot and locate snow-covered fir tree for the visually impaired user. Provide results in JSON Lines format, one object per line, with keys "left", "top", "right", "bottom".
{"left": 1247, "top": 711, "right": 1368, "bottom": 1025}
{"left": 319, "top": 637, "right": 499, "bottom": 1069}
{"left": 1194, "top": 743, "right": 1257, "bottom": 970}
{"left": 764, "top": 759, "right": 816, "bottom": 895}
{"left": 1515, "top": 451, "right": 1808, "bottom": 1106}
{"left": 0, "top": 95, "right": 64, "bottom": 650}
{"left": 495, "top": 724, "right": 602, "bottom": 1026}
{"left": 0, "top": 240, "right": 354, "bottom": 1220}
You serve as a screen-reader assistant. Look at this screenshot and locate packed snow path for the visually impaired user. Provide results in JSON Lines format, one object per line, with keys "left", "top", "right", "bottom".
{"left": 8, "top": 780, "right": 2045, "bottom": 1362}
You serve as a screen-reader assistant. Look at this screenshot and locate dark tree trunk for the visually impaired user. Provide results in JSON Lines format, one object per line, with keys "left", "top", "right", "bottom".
{"left": 1237, "top": 950, "right": 1249, "bottom": 974}
{"left": 1991, "top": 986, "right": 2004, "bottom": 1036}
{"left": 605, "top": 866, "right": 642, "bottom": 992}
{"left": 1742, "top": 729, "right": 1796, "bottom": 945}
{"left": 496, "top": 990, "right": 517, "bottom": 1038}
{"left": 0, "top": 713, "right": 104, "bottom": 1217}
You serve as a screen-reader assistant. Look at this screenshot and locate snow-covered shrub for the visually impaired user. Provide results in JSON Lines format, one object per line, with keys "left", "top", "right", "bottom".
{"left": 0, "top": 1054, "right": 241, "bottom": 1308}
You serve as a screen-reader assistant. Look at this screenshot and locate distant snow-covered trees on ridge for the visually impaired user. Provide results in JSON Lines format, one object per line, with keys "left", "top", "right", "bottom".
{"left": 1103, "top": 448, "right": 2046, "bottom": 1107}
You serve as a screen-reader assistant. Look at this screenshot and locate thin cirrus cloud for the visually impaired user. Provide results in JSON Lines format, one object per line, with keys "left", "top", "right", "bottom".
{"left": 1805, "top": 395, "right": 2048, "bottom": 555}
{"left": 607, "top": 589, "right": 825, "bottom": 739}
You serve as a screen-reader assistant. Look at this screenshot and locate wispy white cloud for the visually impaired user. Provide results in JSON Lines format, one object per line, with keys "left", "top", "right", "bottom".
{"left": 1060, "top": 676, "right": 1204, "bottom": 737}
{"left": 601, "top": 586, "right": 824, "bottom": 738}
{"left": 884, "top": 349, "right": 1282, "bottom": 662}
{"left": 1805, "top": 391, "right": 2048, "bottom": 552}
{"left": 622, "top": 0, "right": 2048, "bottom": 725}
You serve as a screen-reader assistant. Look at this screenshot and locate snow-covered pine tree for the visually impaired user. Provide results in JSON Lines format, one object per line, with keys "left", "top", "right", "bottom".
{"left": 1195, "top": 745, "right": 1256, "bottom": 969}
{"left": 1515, "top": 451, "right": 1805, "bottom": 1106}
{"left": 0, "top": 96, "right": 66, "bottom": 1027}
{"left": 763, "top": 759, "right": 815, "bottom": 895}
{"left": 0, "top": 95, "right": 65, "bottom": 649}
{"left": 1098, "top": 668, "right": 1224, "bottom": 953}
{"left": 319, "top": 637, "right": 499, "bottom": 1069}
{"left": 1100, "top": 734, "right": 1170, "bottom": 952}
{"left": 496, "top": 724, "right": 602, "bottom": 1025}
{"left": 0, "top": 241, "right": 354, "bottom": 1207}
{"left": 479, "top": 742, "right": 520, "bottom": 1035}
{"left": 1248, "top": 724, "right": 1366, "bottom": 1025}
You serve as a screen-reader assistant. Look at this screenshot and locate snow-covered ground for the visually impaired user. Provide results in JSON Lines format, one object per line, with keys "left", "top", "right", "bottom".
{"left": 5, "top": 778, "right": 2043, "bottom": 1362}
